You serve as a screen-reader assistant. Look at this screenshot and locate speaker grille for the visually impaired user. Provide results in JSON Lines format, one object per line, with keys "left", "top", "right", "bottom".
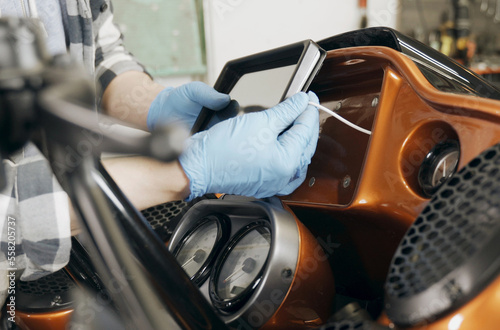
{"left": 17, "top": 269, "right": 74, "bottom": 312}
{"left": 141, "top": 196, "right": 217, "bottom": 241}
{"left": 319, "top": 320, "right": 388, "bottom": 330}
{"left": 320, "top": 320, "right": 365, "bottom": 330}
{"left": 19, "top": 269, "right": 74, "bottom": 296}
{"left": 385, "top": 143, "right": 500, "bottom": 325}
{"left": 141, "top": 200, "right": 189, "bottom": 242}
{"left": 141, "top": 200, "right": 187, "bottom": 230}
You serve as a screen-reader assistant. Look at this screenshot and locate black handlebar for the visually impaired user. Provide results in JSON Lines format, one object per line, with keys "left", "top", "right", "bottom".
{"left": 0, "top": 17, "right": 226, "bottom": 330}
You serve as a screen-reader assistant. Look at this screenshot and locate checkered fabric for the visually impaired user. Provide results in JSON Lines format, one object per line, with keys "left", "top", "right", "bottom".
{"left": 0, "top": 145, "right": 71, "bottom": 304}
{"left": 0, "top": 0, "right": 148, "bottom": 304}
{"left": 63, "top": 0, "right": 147, "bottom": 97}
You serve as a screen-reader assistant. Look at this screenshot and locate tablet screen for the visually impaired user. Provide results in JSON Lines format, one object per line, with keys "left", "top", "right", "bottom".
{"left": 210, "top": 64, "right": 297, "bottom": 124}
{"left": 191, "top": 40, "right": 326, "bottom": 133}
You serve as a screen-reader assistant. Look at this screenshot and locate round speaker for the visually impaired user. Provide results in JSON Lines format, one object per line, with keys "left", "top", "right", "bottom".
{"left": 385, "top": 143, "right": 500, "bottom": 326}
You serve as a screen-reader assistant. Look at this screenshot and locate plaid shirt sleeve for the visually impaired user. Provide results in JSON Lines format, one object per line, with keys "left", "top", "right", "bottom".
{"left": 0, "top": 144, "right": 71, "bottom": 304}
{"left": 65, "top": 0, "right": 149, "bottom": 98}
{"left": 0, "top": 0, "right": 150, "bottom": 303}
{"left": 91, "top": 0, "right": 149, "bottom": 97}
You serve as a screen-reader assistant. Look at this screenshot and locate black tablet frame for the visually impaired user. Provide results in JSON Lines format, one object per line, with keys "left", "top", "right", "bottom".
{"left": 191, "top": 39, "right": 326, "bottom": 134}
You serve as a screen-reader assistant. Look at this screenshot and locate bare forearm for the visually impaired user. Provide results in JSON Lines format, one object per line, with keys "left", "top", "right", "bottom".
{"left": 101, "top": 71, "right": 165, "bottom": 130}
{"left": 68, "top": 73, "right": 188, "bottom": 234}
{"left": 102, "top": 157, "right": 190, "bottom": 210}
{"left": 69, "top": 157, "right": 190, "bottom": 235}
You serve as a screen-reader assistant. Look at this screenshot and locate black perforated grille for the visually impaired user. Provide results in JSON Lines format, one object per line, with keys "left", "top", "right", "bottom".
{"left": 19, "top": 269, "right": 74, "bottom": 296}
{"left": 319, "top": 320, "right": 364, "bottom": 330}
{"left": 385, "top": 143, "right": 500, "bottom": 326}
{"left": 141, "top": 200, "right": 187, "bottom": 230}
{"left": 319, "top": 320, "right": 387, "bottom": 330}
{"left": 141, "top": 196, "right": 217, "bottom": 241}
{"left": 141, "top": 200, "right": 188, "bottom": 240}
{"left": 386, "top": 145, "right": 500, "bottom": 299}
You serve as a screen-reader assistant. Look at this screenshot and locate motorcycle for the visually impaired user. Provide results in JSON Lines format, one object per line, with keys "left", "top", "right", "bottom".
{"left": 1, "top": 19, "right": 500, "bottom": 329}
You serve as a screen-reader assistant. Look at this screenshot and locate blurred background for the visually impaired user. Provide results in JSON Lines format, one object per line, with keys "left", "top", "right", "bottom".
{"left": 111, "top": 0, "right": 500, "bottom": 88}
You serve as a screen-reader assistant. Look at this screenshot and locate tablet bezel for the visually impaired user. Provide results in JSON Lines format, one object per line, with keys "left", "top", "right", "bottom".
{"left": 191, "top": 40, "right": 326, "bottom": 134}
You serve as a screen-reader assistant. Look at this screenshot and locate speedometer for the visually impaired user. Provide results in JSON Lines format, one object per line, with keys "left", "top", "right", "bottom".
{"left": 173, "top": 215, "right": 229, "bottom": 286}
{"left": 210, "top": 222, "right": 271, "bottom": 311}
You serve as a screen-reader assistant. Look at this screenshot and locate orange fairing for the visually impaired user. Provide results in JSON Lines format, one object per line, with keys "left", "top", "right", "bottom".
{"left": 394, "top": 274, "right": 500, "bottom": 329}
{"left": 284, "top": 46, "right": 500, "bottom": 228}
{"left": 15, "top": 309, "right": 73, "bottom": 330}
{"left": 262, "top": 206, "right": 335, "bottom": 329}
{"left": 282, "top": 46, "right": 500, "bottom": 297}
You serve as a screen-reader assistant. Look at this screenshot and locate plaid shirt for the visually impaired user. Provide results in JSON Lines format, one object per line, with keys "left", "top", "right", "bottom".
{"left": 0, "top": 0, "right": 147, "bottom": 303}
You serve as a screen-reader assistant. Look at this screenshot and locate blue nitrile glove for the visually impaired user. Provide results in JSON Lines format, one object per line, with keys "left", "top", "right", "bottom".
{"left": 147, "top": 81, "right": 231, "bottom": 131}
{"left": 179, "top": 91, "right": 320, "bottom": 201}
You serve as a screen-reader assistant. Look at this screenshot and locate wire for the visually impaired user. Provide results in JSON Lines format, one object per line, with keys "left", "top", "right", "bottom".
{"left": 28, "top": 0, "right": 39, "bottom": 18}
{"left": 308, "top": 101, "right": 372, "bottom": 136}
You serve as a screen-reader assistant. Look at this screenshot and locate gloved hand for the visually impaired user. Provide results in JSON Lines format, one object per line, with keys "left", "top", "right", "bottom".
{"left": 147, "top": 81, "right": 230, "bottom": 131}
{"left": 179, "top": 92, "right": 320, "bottom": 200}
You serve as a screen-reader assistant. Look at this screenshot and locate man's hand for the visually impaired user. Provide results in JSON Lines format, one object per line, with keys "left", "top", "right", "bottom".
{"left": 179, "top": 92, "right": 320, "bottom": 201}
{"left": 101, "top": 72, "right": 230, "bottom": 132}
{"left": 147, "top": 82, "right": 230, "bottom": 131}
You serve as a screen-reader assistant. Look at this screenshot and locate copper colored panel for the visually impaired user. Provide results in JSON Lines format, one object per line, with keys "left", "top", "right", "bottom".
{"left": 289, "top": 55, "right": 384, "bottom": 206}
{"left": 284, "top": 46, "right": 500, "bottom": 230}
{"left": 15, "top": 309, "right": 73, "bottom": 330}
{"left": 262, "top": 209, "right": 335, "bottom": 329}
{"left": 282, "top": 46, "right": 500, "bottom": 299}
{"left": 395, "top": 274, "right": 500, "bottom": 330}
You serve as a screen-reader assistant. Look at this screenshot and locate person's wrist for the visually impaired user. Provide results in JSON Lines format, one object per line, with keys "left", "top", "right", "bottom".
{"left": 178, "top": 134, "right": 209, "bottom": 201}
{"left": 146, "top": 86, "right": 174, "bottom": 131}
{"left": 170, "top": 160, "right": 191, "bottom": 200}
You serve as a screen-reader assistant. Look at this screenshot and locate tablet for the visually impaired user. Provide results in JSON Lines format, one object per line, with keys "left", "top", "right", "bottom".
{"left": 191, "top": 40, "right": 326, "bottom": 134}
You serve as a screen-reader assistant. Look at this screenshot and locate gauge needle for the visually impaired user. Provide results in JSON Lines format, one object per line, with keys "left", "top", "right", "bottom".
{"left": 181, "top": 255, "right": 196, "bottom": 268}
{"left": 181, "top": 249, "right": 206, "bottom": 268}
{"left": 224, "top": 266, "right": 243, "bottom": 283}
{"left": 223, "top": 258, "right": 256, "bottom": 283}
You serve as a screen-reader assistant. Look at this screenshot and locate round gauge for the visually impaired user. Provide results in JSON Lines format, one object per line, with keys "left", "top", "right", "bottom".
{"left": 418, "top": 140, "right": 460, "bottom": 197}
{"left": 210, "top": 222, "right": 272, "bottom": 311}
{"left": 173, "top": 215, "right": 229, "bottom": 286}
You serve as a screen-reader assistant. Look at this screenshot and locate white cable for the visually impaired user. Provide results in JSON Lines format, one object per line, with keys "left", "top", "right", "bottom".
{"left": 20, "top": 0, "right": 28, "bottom": 17}
{"left": 28, "top": 0, "right": 39, "bottom": 18}
{"left": 308, "top": 101, "right": 372, "bottom": 136}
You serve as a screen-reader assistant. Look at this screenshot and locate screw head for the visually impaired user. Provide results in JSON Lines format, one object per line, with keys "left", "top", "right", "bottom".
{"left": 308, "top": 177, "right": 316, "bottom": 187}
{"left": 372, "top": 97, "right": 379, "bottom": 107}
{"left": 281, "top": 268, "right": 292, "bottom": 279}
{"left": 335, "top": 102, "right": 342, "bottom": 111}
{"left": 51, "top": 295, "right": 62, "bottom": 306}
{"left": 343, "top": 175, "right": 351, "bottom": 188}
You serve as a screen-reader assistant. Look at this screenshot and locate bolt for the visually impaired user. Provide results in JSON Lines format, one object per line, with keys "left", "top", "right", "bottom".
{"left": 281, "top": 268, "right": 292, "bottom": 279}
{"left": 309, "top": 177, "right": 316, "bottom": 187}
{"left": 343, "top": 175, "right": 351, "bottom": 188}
{"left": 51, "top": 295, "right": 62, "bottom": 306}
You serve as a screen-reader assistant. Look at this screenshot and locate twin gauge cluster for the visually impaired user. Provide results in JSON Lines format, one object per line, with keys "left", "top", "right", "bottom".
{"left": 168, "top": 196, "right": 334, "bottom": 328}
{"left": 172, "top": 213, "right": 271, "bottom": 312}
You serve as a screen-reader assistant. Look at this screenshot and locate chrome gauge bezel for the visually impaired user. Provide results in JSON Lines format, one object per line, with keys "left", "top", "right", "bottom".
{"left": 418, "top": 139, "right": 460, "bottom": 197}
{"left": 172, "top": 214, "right": 230, "bottom": 286}
{"left": 209, "top": 220, "right": 271, "bottom": 312}
{"left": 169, "top": 197, "right": 301, "bottom": 328}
